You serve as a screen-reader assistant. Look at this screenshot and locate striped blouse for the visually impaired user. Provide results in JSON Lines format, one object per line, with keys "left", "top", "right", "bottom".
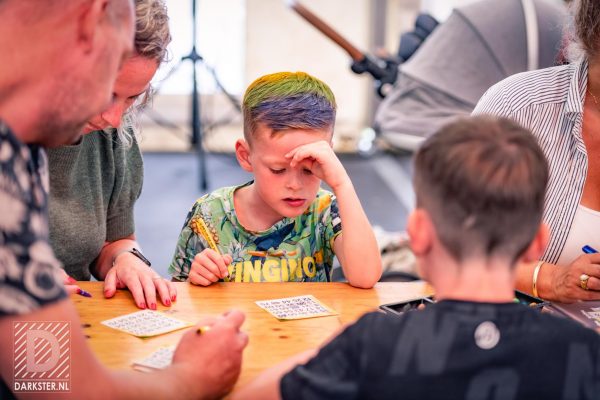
{"left": 473, "top": 60, "right": 589, "bottom": 264}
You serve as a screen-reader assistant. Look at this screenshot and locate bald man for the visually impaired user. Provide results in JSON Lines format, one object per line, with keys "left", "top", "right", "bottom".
{"left": 0, "top": 1, "right": 247, "bottom": 398}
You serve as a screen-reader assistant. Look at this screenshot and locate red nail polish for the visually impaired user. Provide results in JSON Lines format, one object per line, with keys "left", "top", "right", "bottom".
{"left": 140, "top": 302, "right": 146, "bottom": 309}
{"left": 172, "top": 295, "right": 176, "bottom": 302}
{"left": 67, "top": 276, "right": 77, "bottom": 284}
{"left": 165, "top": 300, "right": 171, "bottom": 306}
{"left": 150, "top": 303, "right": 156, "bottom": 310}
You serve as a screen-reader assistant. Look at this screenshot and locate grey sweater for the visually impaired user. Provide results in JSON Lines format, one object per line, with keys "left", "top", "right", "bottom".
{"left": 47, "top": 130, "right": 143, "bottom": 280}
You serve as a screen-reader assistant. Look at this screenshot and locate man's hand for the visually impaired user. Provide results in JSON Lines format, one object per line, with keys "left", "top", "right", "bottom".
{"left": 104, "top": 252, "right": 177, "bottom": 309}
{"left": 173, "top": 310, "right": 248, "bottom": 399}
{"left": 285, "top": 140, "right": 351, "bottom": 192}
{"left": 189, "top": 249, "right": 232, "bottom": 286}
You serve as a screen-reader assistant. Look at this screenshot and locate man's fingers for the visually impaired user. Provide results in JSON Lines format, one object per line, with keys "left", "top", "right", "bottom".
{"left": 219, "top": 310, "right": 248, "bottom": 350}
{"left": 236, "top": 331, "right": 249, "bottom": 350}
{"left": 217, "top": 309, "right": 246, "bottom": 330}
{"left": 194, "top": 316, "right": 219, "bottom": 330}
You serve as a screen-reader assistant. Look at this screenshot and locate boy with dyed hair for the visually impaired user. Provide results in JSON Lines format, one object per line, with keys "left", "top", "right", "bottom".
{"left": 169, "top": 72, "right": 382, "bottom": 286}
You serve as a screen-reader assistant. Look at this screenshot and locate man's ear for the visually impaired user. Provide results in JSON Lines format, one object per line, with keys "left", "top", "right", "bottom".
{"left": 407, "top": 209, "right": 433, "bottom": 257}
{"left": 78, "top": 0, "right": 109, "bottom": 53}
{"left": 521, "top": 223, "right": 550, "bottom": 263}
{"left": 235, "top": 139, "right": 253, "bottom": 172}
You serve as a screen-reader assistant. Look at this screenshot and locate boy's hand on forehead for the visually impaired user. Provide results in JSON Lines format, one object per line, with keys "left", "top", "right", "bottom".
{"left": 285, "top": 140, "right": 351, "bottom": 191}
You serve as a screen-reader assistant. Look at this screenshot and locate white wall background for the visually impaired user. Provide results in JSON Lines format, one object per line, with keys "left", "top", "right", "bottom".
{"left": 146, "top": 0, "right": 497, "bottom": 146}
{"left": 155, "top": 0, "right": 245, "bottom": 95}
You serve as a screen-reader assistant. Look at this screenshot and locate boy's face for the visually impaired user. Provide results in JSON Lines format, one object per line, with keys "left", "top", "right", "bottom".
{"left": 238, "top": 125, "right": 332, "bottom": 219}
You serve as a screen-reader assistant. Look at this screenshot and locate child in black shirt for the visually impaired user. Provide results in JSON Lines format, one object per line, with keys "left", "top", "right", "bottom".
{"left": 235, "top": 116, "right": 600, "bottom": 400}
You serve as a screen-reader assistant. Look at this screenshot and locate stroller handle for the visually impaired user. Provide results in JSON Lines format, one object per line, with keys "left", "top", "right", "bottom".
{"left": 287, "top": 0, "right": 399, "bottom": 98}
{"left": 287, "top": 0, "right": 364, "bottom": 61}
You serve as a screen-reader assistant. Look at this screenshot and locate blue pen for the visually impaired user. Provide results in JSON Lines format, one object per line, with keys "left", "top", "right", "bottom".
{"left": 582, "top": 245, "right": 598, "bottom": 254}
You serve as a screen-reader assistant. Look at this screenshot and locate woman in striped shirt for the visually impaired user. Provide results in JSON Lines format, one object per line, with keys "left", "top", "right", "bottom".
{"left": 473, "top": 0, "right": 600, "bottom": 303}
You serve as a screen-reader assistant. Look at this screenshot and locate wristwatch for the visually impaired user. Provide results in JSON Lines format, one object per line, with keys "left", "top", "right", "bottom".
{"left": 129, "top": 248, "right": 152, "bottom": 266}
{"left": 113, "top": 247, "right": 152, "bottom": 267}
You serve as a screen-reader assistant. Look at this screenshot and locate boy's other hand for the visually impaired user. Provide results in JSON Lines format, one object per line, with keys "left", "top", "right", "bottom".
{"left": 286, "top": 140, "right": 351, "bottom": 191}
{"left": 189, "top": 249, "right": 233, "bottom": 286}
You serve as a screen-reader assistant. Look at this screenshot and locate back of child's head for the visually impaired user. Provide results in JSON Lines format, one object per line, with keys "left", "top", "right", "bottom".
{"left": 413, "top": 116, "right": 549, "bottom": 264}
{"left": 242, "top": 71, "right": 337, "bottom": 141}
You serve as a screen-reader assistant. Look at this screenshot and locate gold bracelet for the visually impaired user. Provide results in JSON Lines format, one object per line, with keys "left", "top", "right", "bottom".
{"left": 532, "top": 260, "right": 544, "bottom": 298}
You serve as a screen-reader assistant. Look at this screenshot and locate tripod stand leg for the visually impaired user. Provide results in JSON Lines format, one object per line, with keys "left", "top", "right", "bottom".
{"left": 191, "top": 55, "right": 208, "bottom": 190}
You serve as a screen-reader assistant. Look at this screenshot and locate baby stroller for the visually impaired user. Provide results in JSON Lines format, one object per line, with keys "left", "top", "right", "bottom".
{"left": 374, "top": 0, "right": 567, "bottom": 151}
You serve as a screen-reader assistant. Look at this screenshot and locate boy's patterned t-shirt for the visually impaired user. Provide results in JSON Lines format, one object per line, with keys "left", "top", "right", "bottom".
{"left": 169, "top": 182, "right": 342, "bottom": 282}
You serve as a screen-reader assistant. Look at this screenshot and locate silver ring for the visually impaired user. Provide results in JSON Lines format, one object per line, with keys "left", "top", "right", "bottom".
{"left": 580, "top": 273, "right": 590, "bottom": 291}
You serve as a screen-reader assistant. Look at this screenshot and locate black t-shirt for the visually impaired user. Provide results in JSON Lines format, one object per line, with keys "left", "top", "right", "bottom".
{"left": 281, "top": 300, "right": 600, "bottom": 400}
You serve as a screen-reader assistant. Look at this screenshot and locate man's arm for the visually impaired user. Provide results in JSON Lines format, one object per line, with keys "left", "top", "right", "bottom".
{"left": 0, "top": 300, "right": 248, "bottom": 399}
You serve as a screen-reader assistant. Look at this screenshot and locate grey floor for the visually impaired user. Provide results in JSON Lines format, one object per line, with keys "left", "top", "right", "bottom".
{"left": 134, "top": 151, "right": 415, "bottom": 277}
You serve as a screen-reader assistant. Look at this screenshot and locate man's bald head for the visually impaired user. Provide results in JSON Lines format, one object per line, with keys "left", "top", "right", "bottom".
{"left": 0, "top": 0, "right": 135, "bottom": 146}
{"left": 0, "top": 0, "right": 133, "bottom": 26}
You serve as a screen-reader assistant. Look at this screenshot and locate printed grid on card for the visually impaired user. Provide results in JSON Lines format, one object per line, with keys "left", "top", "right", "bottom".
{"left": 255, "top": 295, "right": 338, "bottom": 320}
{"left": 132, "top": 346, "right": 175, "bottom": 372}
{"left": 101, "top": 310, "right": 191, "bottom": 337}
{"left": 582, "top": 308, "right": 600, "bottom": 327}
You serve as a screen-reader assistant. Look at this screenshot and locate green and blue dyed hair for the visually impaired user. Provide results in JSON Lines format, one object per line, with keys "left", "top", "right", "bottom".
{"left": 242, "top": 71, "right": 337, "bottom": 141}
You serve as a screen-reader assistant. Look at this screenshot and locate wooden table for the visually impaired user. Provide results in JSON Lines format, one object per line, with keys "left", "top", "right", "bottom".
{"left": 74, "top": 281, "right": 432, "bottom": 389}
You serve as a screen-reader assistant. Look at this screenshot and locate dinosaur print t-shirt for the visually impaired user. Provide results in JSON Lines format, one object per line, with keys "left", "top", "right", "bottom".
{"left": 169, "top": 182, "right": 342, "bottom": 282}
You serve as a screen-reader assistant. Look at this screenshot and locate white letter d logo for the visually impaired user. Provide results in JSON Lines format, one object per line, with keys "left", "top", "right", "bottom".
{"left": 26, "top": 330, "right": 59, "bottom": 373}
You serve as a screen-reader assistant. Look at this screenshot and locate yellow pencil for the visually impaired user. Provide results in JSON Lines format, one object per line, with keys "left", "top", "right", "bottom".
{"left": 190, "top": 217, "right": 220, "bottom": 254}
